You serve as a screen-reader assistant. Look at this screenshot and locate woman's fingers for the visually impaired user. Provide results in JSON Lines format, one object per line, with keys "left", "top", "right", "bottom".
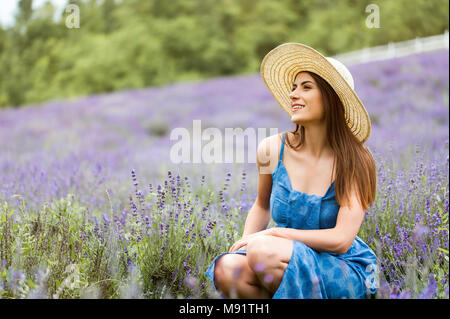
{"left": 229, "top": 242, "right": 239, "bottom": 252}
{"left": 229, "top": 240, "right": 240, "bottom": 252}
{"left": 235, "top": 241, "right": 247, "bottom": 251}
{"left": 229, "top": 239, "right": 247, "bottom": 252}
{"left": 229, "top": 231, "right": 270, "bottom": 252}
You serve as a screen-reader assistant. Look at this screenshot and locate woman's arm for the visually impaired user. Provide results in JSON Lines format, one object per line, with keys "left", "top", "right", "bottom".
{"left": 267, "top": 186, "right": 366, "bottom": 254}
{"left": 228, "top": 197, "right": 271, "bottom": 251}
{"left": 241, "top": 199, "right": 271, "bottom": 237}
{"left": 229, "top": 135, "right": 280, "bottom": 252}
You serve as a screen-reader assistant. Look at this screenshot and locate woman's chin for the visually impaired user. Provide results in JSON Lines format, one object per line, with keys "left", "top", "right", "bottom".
{"left": 290, "top": 114, "right": 303, "bottom": 124}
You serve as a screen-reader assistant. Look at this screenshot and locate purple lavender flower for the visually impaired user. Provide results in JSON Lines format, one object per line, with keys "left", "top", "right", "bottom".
{"left": 0, "top": 47, "right": 448, "bottom": 299}
{"left": 418, "top": 274, "right": 438, "bottom": 299}
{"left": 183, "top": 255, "right": 192, "bottom": 277}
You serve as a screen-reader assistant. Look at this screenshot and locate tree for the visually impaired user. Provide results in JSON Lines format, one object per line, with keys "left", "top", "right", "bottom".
{"left": 17, "top": 0, "right": 34, "bottom": 25}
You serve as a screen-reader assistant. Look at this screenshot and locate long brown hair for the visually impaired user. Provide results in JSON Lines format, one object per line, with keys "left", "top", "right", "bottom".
{"left": 285, "top": 71, "right": 377, "bottom": 211}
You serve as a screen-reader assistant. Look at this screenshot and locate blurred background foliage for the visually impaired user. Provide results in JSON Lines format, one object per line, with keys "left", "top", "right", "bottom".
{"left": 0, "top": 0, "right": 448, "bottom": 108}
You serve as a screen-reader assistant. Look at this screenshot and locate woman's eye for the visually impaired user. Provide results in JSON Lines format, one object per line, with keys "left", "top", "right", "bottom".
{"left": 291, "top": 86, "right": 311, "bottom": 91}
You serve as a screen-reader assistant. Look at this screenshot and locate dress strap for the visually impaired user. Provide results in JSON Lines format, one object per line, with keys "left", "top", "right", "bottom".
{"left": 280, "top": 132, "right": 286, "bottom": 162}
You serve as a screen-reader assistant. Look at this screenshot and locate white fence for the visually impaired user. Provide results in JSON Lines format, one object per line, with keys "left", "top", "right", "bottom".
{"left": 332, "top": 30, "right": 449, "bottom": 66}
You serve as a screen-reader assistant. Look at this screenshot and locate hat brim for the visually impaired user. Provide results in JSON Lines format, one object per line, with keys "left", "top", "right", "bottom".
{"left": 260, "top": 43, "right": 371, "bottom": 144}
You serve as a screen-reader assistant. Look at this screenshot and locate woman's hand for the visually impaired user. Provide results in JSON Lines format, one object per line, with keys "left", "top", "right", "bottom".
{"left": 228, "top": 237, "right": 249, "bottom": 253}
{"left": 229, "top": 228, "right": 276, "bottom": 252}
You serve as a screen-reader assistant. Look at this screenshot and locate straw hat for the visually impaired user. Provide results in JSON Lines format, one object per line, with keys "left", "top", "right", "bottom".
{"left": 260, "top": 43, "right": 371, "bottom": 144}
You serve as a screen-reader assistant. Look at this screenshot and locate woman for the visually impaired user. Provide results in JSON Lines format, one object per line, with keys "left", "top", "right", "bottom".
{"left": 205, "top": 43, "right": 378, "bottom": 299}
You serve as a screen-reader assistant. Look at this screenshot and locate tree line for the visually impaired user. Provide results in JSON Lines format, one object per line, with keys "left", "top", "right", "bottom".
{"left": 0, "top": 0, "right": 448, "bottom": 108}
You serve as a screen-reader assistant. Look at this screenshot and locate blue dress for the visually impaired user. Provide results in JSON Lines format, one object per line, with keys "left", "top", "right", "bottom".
{"left": 205, "top": 132, "right": 378, "bottom": 299}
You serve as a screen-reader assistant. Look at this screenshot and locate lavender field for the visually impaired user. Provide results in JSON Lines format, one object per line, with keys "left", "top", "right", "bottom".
{"left": 0, "top": 49, "right": 448, "bottom": 299}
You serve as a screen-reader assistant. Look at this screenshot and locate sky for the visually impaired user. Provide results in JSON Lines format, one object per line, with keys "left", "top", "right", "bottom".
{"left": 0, "top": 0, "right": 68, "bottom": 27}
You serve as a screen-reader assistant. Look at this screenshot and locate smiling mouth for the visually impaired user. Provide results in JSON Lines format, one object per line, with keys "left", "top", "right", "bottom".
{"left": 292, "top": 105, "right": 305, "bottom": 111}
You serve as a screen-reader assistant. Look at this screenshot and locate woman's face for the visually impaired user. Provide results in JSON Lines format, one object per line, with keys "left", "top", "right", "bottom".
{"left": 289, "top": 72, "right": 325, "bottom": 125}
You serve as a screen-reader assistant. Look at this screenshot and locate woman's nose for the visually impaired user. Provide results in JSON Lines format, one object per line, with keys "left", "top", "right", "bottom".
{"left": 289, "top": 88, "right": 300, "bottom": 100}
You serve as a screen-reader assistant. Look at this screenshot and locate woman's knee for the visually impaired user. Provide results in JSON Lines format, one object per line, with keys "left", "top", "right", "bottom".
{"left": 214, "top": 254, "right": 247, "bottom": 290}
{"left": 246, "top": 236, "right": 277, "bottom": 270}
{"left": 246, "top": 236, "right": 293, "bottom": 272}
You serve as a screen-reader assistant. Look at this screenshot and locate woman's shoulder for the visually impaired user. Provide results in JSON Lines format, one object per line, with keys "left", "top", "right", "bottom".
{"left": 256, "top": 132, "right": 285, "bottom": 174}
{"left": 257, "top": 132, "right": 284, "bottom": 155}
{"left": 262, "top": 131, "right": 284, "bottom": 142}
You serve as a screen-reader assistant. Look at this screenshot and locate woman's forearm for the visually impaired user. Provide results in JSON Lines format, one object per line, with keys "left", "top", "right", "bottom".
{"left": 242, "top": 201, "right": 271, "bottom": 237}
{"left": 267, "top": 227, "right": 351, "bottom": 255}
